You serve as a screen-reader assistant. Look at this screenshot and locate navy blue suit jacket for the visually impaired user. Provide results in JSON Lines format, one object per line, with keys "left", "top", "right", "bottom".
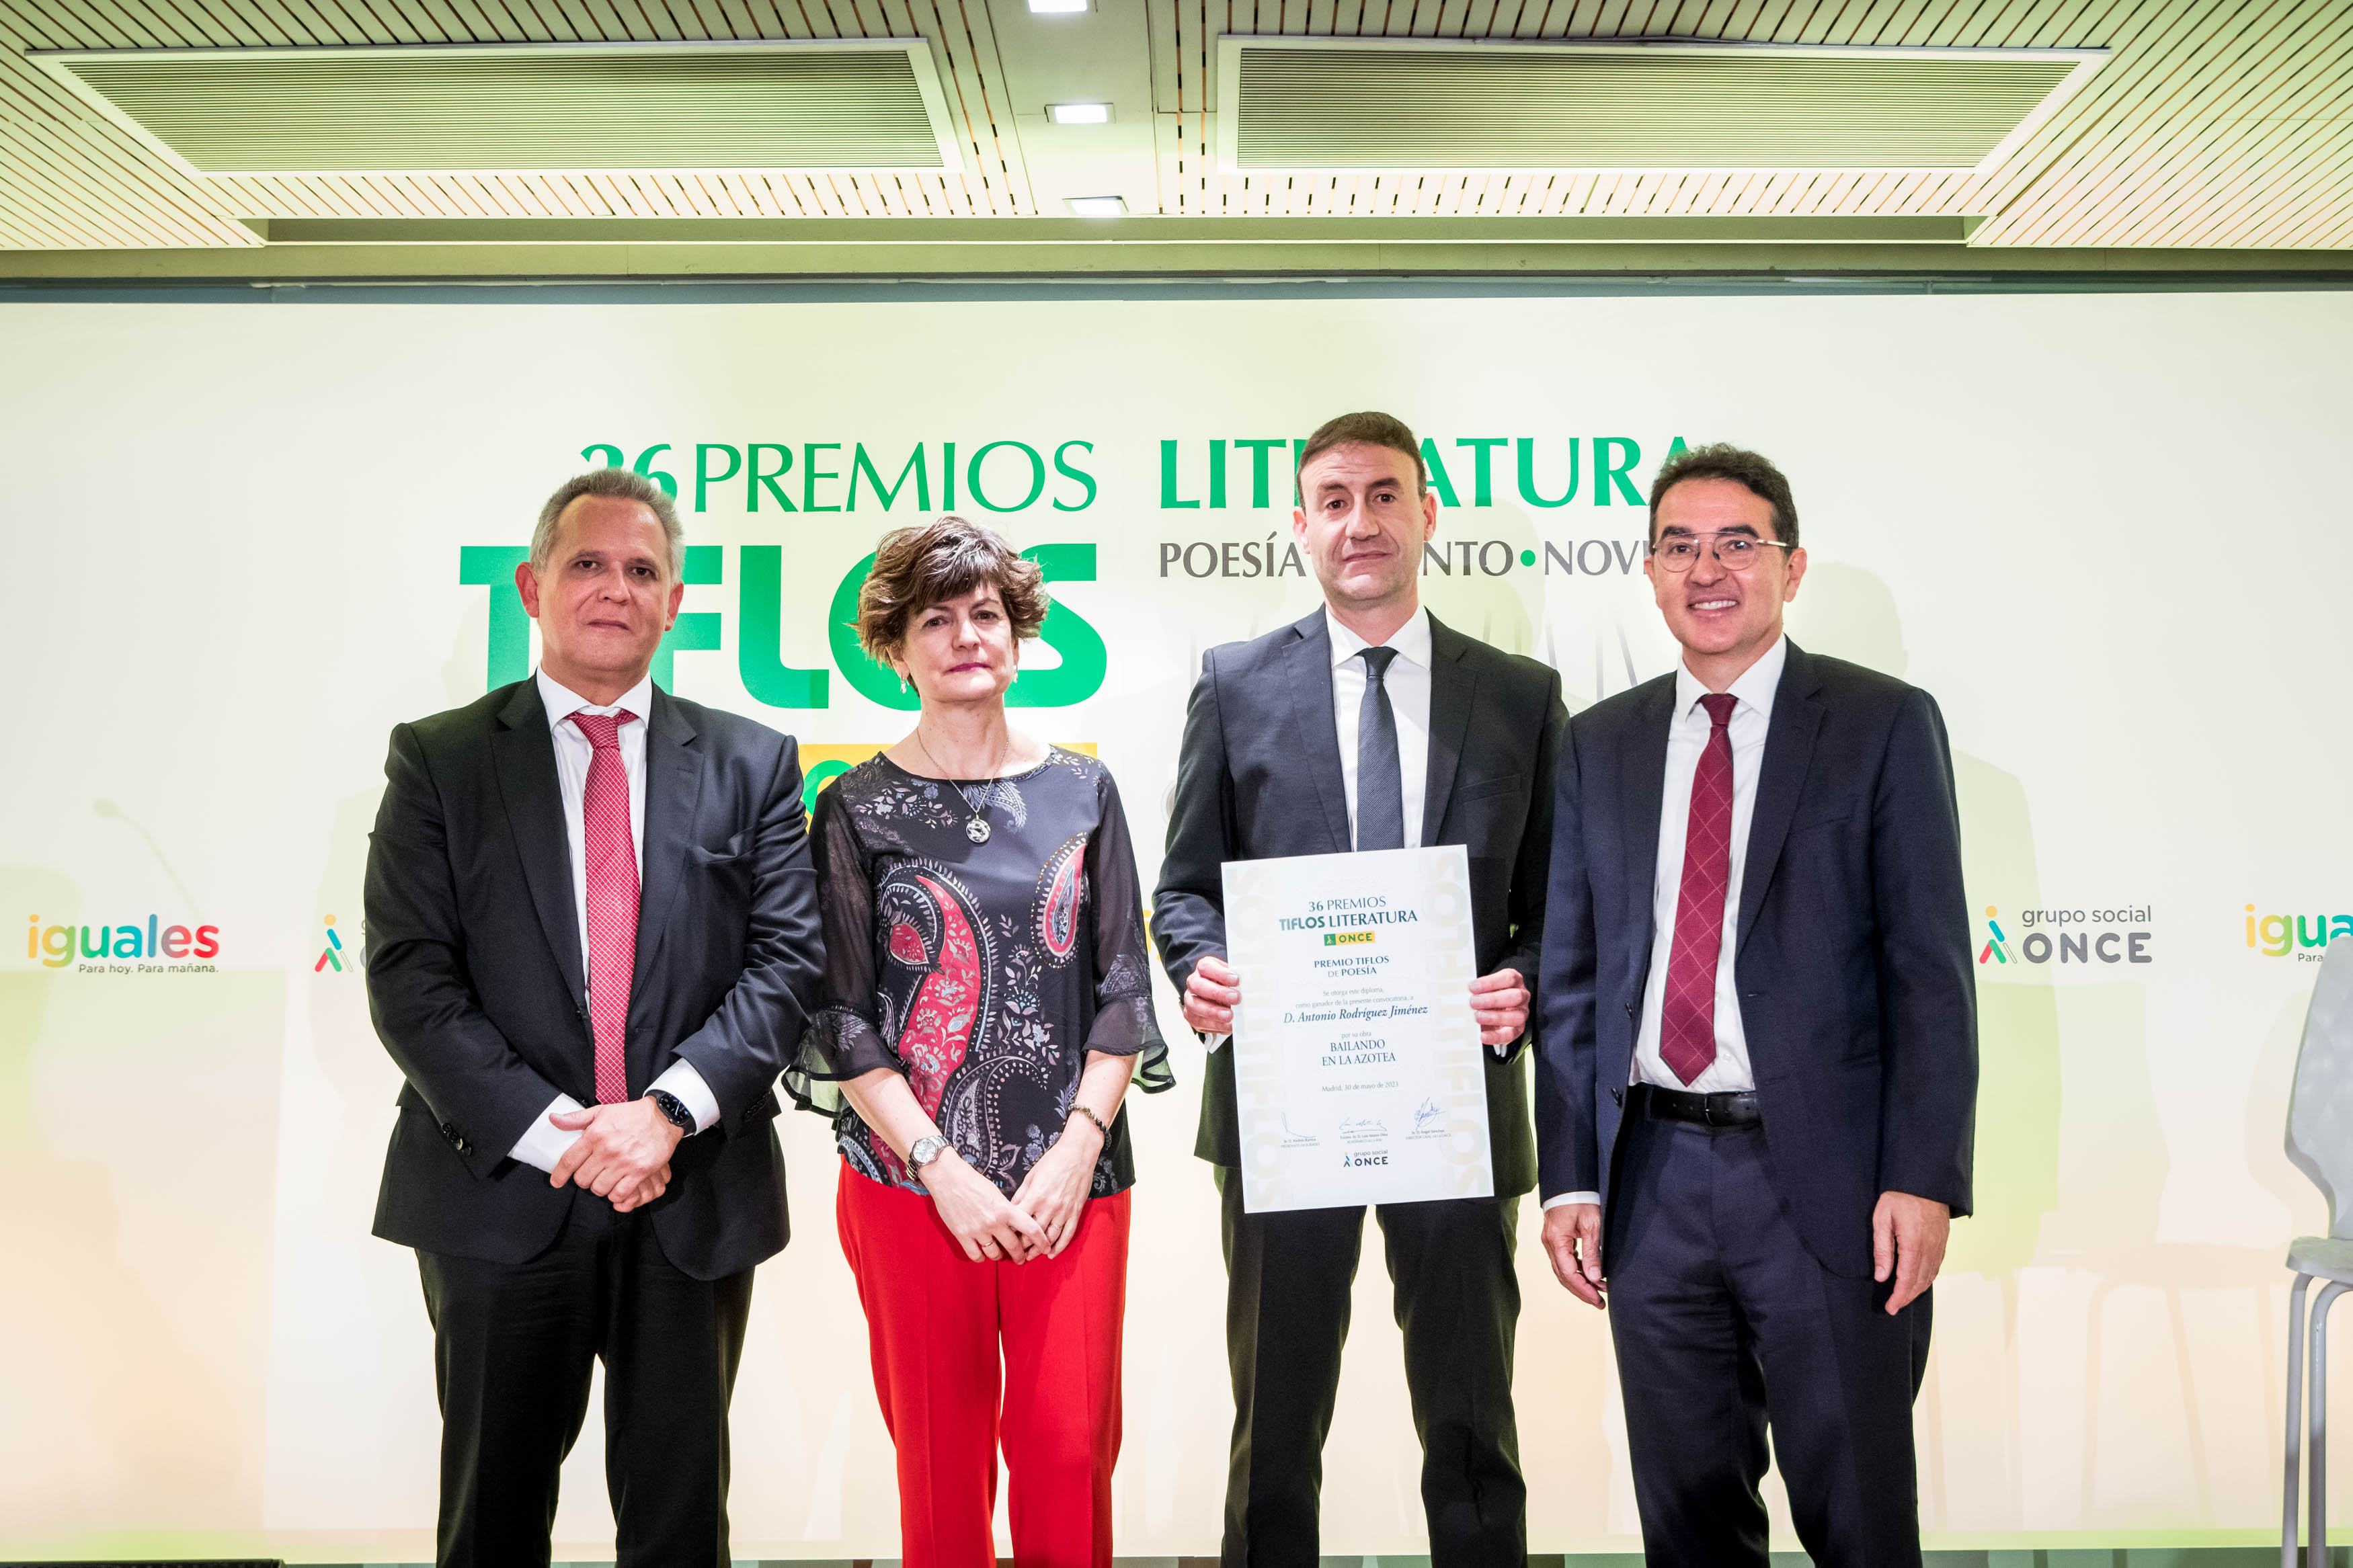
{"left": 1533, "top": 640, "right": 1977, "bottom": 1277}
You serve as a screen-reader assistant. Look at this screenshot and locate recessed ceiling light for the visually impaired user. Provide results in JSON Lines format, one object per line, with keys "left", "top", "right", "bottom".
{"left": 1047, "top": 102, "right": 1111, "bottom": 125}
{"left": 1027, "top": 0, "right": 1088, "bottom": 12}
{"left": 1066, "top": 196, "right": 1127, "bottom": 217}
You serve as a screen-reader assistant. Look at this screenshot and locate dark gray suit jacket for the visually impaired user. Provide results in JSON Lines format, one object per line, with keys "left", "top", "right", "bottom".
{"left": 1152, "top": 609, "right": 1567, "bottom": 1196}
{"left": 365, "top": 678, "right": 824, "bottom": 1281}
{"left": 1533, "top": 640, "right": 1977, "bottom": 1276}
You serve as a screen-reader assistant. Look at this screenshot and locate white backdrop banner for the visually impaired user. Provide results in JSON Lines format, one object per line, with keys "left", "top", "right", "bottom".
{"left": 1, "top": 290, "right": 2348, "bottom": 1561}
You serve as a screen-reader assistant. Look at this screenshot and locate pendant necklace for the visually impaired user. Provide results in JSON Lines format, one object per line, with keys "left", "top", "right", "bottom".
{"left": 912, "top": 727, "right": 1007, "bottom": 845}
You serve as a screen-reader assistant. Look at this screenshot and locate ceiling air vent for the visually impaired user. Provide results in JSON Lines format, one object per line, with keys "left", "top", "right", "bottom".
{"left": 32, "top": 41, "right": 963, "bottom": 175}
{"left": 1217, "top": 38, "right": 2106, "bottom": 173}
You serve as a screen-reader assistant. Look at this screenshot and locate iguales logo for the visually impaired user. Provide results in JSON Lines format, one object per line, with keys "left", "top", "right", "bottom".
{"left": 28, "top": 913, "right": 221, "bottom": 970}
{"left": 2246, "top": 906, "right": 2353, "bottom": 960}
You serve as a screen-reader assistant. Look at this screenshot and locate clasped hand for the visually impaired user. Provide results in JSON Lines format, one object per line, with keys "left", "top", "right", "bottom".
{"left": 926, "top": 1114, "right": 1105, "bottom": 1265}
{"left": 547, "top": 1099, "right": 680, "bottom": 1213}
{"left": 1184, "top": 954, "right": 1531, "bottom": 1046}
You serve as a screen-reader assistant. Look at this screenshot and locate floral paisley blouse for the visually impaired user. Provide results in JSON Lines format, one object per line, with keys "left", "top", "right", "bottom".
{"left": 787, "top": 748, "right": 1172, "bottom": 1197}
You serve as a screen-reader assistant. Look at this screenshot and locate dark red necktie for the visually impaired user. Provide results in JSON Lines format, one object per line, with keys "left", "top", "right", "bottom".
{"left": 570, "top": 710, "right": 639, "bottom": 1104}
{"left": 1660, "top": 692, "right": 1737, "bottom": 1085}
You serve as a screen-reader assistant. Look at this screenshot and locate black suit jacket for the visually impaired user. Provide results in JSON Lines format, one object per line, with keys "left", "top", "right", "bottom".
{"left": 365, "top": 678, "right": 824, "bottom": 1281}
{"left": 1533, "top": 640, "right": 1977, "bottom": 1277}
{"left": 1152, "top": 609, "right": 1566, "bottom": 1196}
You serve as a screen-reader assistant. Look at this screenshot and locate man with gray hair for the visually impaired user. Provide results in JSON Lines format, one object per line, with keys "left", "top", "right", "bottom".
{"left": 365, "top": 468, "right": 824, "bottom": 1567}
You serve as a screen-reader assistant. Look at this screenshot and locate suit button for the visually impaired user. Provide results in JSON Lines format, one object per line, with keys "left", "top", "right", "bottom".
{"left": 1610, "top": 1087, "right": 1624, "bottom": 1107}
{"left": 1624, "top": 1001, "right": 1637, "bottom": 1019}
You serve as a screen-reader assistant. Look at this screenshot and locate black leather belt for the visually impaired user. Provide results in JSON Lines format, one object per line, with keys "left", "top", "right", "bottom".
{"left": 1633, "top": 1083, "right": 1762, "bottom": 1128}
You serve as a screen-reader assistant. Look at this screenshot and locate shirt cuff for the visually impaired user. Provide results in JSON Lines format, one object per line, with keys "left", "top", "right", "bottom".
{"left": 1544, "top": 1191, "right": 1601, "bottom": 1210}
{"left": 650, "top": 1060, "right": 721, "bottom": 1134}
{"left": 508, "top": 1092, "right": 586, "bottom": 1172}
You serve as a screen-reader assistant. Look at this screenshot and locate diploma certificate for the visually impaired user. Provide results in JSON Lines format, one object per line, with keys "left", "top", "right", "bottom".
{"left": 1222, "top": 844, "right": 1493, "bottom": 1212}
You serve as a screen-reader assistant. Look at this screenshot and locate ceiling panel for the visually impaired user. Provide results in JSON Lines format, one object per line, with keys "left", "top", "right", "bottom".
{"left": 1223, "top": 41, "right": 2095, "bottom": 171}
{"left": 0, "top": 0, "right": 2348, "bottom": 249}
{"left": 40, "top": 42, "right": 961, "bottom": 175}
{"left": 1144, "top": 0, "right": 2353, "bottom": 246}
{"left": 0, "top": 0, "right": 1041, "bottom": 239}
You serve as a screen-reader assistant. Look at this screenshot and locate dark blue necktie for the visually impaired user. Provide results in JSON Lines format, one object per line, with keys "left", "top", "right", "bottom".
{"left": 1355, "top": 645, "right": 1404, "bottom": 851}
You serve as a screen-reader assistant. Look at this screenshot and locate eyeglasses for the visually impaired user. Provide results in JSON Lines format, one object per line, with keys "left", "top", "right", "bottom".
{"left": 1652, "top": 532, "right": 1794, "bottom": 573}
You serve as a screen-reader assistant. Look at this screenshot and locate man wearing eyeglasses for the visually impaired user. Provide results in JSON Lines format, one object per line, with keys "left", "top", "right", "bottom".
{"left": 1533, "top": 444, "right": 1976, "bottom": 1567}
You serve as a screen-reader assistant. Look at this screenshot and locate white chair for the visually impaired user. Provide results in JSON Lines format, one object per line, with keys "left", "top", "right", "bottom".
{"left": 2284, "top": 935, "right": 2353, "bottom": 1568}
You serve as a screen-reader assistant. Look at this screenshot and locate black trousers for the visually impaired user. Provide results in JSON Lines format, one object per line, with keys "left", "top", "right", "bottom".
{"left": 416, "top": 1198, "right": 755, "bottom": 1568}
{"left": 1607, "top": 1112, "right": 1932, "bottom": 1568}
{"left": 1219, "top": 1173, "right": 1525, "bottom": 1568}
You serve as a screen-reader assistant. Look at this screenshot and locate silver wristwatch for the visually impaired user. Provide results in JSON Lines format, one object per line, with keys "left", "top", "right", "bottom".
{"left": 908, "top": 1134, "right": 951, "bottom": 1184}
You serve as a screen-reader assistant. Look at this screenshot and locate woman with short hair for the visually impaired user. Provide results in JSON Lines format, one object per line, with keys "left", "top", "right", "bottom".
{"left": 789, "top": 515, "right": 1170, "bottom": 1568}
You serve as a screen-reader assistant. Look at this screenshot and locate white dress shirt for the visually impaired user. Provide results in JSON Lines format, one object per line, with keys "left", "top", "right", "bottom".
{"left": 1547, "top": 634, "right": 1786, "bottom": 1210}
{"left": 508, "top": 669, "right": 719, "bottom": 1172}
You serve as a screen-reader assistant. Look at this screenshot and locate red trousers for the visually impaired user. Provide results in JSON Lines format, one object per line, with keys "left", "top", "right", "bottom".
{"left": 836, "top": 1168, "right": 1130, "bottom": 1568}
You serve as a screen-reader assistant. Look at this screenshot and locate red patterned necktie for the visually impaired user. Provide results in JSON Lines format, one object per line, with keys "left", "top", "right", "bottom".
{"left": 571, "top": 710, "right": 639, "bottom": 1104}
{"left": 1660, "top": 692, "right": 1738, "bottom": 1085}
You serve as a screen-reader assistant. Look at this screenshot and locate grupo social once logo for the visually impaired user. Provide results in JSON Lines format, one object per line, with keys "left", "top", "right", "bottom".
{"left": 1979, "top": 907, "right": 2012, "bottom": 965}
{"left": 315, "top": 914, "right": 356, "bottom": 973}
{"left": 1979, "top": 904, "right": 2153, "bottom": 966}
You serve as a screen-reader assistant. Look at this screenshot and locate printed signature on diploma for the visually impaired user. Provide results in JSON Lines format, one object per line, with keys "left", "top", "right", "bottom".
{"left": 1412, "top": 1098, "right": 1443, "bottom": 1132}
{"left": 1339, "top": 1116, "right": 1388, "bottom": 1141}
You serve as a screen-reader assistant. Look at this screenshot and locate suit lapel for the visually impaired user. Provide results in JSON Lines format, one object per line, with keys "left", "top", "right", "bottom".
{"left": 1737, "top": 641, "right": 1825, "bottom": 952}
{"left": 490, "top": 679, "right": 587, "bottom": 1003}
{"left": 1421, "top": 616, "right": 1476, "bottom": 845}
{"left": 1278, "top": 611, "right": 1354, "bottom": 854}
{"left": 1620, "top": 675, "right": 1677, "bottom": 962}
{"left": 633, "top": 688, "right": 703, "bottom": 995}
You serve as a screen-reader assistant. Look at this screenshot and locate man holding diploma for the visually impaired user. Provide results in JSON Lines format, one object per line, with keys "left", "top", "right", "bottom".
{"left": 1153, "top": 411, "right": 1566, "bottom": 1567}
